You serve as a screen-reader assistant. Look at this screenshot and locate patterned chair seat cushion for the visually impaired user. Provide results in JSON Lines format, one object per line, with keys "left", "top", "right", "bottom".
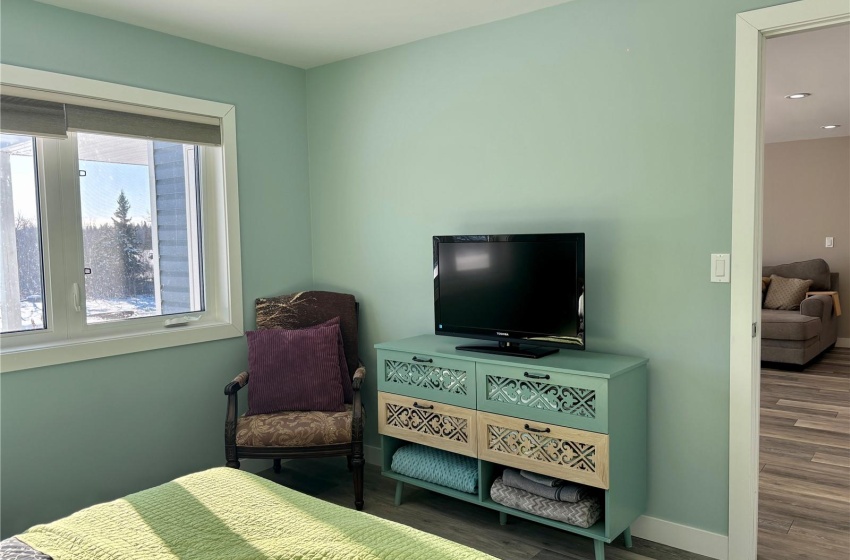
{"left": 236, "top": 405, "right": 352, "bottom": 447}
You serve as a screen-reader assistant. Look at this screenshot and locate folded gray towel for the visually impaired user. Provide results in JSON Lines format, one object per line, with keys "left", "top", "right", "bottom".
{"left": 520, "top": 469, "right": 562, "bottom": 487}
{"left": 491, "top": 477, "right": 602, "bottom": 528}
{"left": 505, "top": 468, "right": 591, "bottom": 502}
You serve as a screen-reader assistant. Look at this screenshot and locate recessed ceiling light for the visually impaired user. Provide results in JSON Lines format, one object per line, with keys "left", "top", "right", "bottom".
{"left": 821, "top": 124, "right": 841, "bottom": 129}
{"left": 785, "top": 93, "right": 811, "bottom": 99}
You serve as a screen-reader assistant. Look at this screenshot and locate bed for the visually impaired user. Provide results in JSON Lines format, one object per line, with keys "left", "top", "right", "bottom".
{"left": 1, "top": 467, "right": 496, "bottom": 560}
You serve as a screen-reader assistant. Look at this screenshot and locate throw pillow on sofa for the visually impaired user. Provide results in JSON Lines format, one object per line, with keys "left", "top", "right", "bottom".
{"left": 763, "top": 275, "right": 813, "bottom": 311}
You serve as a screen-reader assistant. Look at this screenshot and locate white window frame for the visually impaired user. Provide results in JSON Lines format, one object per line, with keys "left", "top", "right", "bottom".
{"left": 0, "top": 64, "right": 243, "bottom": 372}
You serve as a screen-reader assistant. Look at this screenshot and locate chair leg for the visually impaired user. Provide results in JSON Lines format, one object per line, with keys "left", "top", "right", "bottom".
{"left": 347, "top": 454, "right": 353, "bottom": 472}
{"left": 353, "top": 444, "right": 364, "bottom": 511}
{"left": 225, "top": 445, "right": 239, "bottom": 469}
{"left": 273, "top": 459, "right": 282, "bottom": 474}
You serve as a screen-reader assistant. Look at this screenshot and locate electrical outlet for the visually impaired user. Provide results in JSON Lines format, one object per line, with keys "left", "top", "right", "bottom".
{"left": 826, "top": 237, "right": 834, "bottom": 248}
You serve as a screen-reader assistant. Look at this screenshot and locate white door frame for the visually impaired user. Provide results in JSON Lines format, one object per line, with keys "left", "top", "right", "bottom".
{"left": 728, "top": 1, "right": 849, "bottom": 559}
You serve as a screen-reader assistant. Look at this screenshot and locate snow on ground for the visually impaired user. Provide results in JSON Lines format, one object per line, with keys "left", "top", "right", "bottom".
{"left": 2, "top": 294, "right": 157, "bottom": 331}
{"left": 86, "top": 295, "right": 156, "bottom": 323}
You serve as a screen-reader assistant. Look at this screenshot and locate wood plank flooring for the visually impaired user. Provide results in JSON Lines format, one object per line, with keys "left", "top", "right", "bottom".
{"left": 758, "top": 347, "right": 850, "bottom": 560}
{"left": 260, "top": 460, "right": 711, "bottom": 560}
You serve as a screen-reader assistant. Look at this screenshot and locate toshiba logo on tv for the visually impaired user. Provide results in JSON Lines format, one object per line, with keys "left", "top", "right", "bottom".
{"left": 496, "top": 332, "right": 509, "bottom": 336}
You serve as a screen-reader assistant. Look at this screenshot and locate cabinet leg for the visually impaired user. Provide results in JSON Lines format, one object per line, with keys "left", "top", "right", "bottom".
{"left": 499, "top": 511, "right": 508, "bottom": 526}
{"left": 623, "top": 527, "right": 632, "bottom": 548}
{"left": 593, "top": 539, "right": 605, "bottom": 560}
{"left": 394, "top": 481, "right": 404, "bottom": 506}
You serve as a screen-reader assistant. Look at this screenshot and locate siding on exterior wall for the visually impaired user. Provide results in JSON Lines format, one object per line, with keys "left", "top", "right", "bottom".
{"left": 153, "top": 141, "right": 193, "bottom": 313}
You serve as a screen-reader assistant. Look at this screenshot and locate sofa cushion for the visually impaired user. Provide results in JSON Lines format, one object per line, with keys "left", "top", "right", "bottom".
{"left": 761, "top": 309, "right": 821, "bottom": 341}
{"left": 763, "top": 259, "right": 830, "bottom": 291}
{"left": 764, "top": 275, "right": 813, "bottom": 310}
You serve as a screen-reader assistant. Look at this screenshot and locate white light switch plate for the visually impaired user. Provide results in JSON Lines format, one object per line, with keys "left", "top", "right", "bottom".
{"left": 826, "top": 237, "right": 834, "bottom": 248}
{"left": 711, "top": 253, "right": 730, "bottom": 283}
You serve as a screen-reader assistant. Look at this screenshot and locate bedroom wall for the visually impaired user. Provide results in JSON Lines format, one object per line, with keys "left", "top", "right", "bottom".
{"left": 763, "top": 137, "right": 850, "bottom": 339}
{"left": 306, "top": 0, "right": 788, "bottom": 538}
{"left": 0, "top": 0, "right": 312, "bottom": 537}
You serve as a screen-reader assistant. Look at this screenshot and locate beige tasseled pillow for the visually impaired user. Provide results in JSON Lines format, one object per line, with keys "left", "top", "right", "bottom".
{"left": 763, "top": 275, "right": 813, "bottom": 310}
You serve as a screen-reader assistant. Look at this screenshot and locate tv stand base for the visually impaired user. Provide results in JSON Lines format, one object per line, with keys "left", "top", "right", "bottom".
{"left": 455, "top": 342, "right": 558, "bottom": 359}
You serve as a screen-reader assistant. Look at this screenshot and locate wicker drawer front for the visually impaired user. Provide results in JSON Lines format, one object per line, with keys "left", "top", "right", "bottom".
{"left": 377, "top": 350, "right": 475, "bottom": 408}
{"left": 477, "top": 363, "right": 608, "bottom": 433}
{"left": 477, "top": 411, "right": 609, "bottom": 489}
{"left": 378, "top": 392, "right": 477, "bottom": 458}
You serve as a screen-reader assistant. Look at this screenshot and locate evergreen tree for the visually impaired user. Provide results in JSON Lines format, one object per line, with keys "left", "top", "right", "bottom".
{"left": 111, "top": 190, "right": 145, "bottom": 296}
{"left": 14, "top": 215, "right": 41, "bottom": 297}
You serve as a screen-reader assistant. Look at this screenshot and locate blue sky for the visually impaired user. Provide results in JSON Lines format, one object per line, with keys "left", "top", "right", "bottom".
{"left": 79, "top": 160, "right": 151, "bottom": 226}
{"left": 10, "top": 156, "right": 151, "bottom": 227}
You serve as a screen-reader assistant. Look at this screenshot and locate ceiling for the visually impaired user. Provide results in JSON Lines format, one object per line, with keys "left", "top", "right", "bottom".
{"left": 31, "top": 1, "right": 849, "bottom": 144}
{"left": 764, "top": 24, "right": 850, "bottom": 143}
{"left": 34, "top": 0, "right": 573, "bottom": 69}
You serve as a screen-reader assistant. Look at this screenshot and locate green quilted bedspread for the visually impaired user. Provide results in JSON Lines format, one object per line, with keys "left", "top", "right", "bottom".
{"left": 18, "top": 467, "right": 496, "bottom": 560}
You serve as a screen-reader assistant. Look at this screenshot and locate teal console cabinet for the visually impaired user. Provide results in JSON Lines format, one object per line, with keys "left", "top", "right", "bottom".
{"left": 376, "top": 335, "right": 648, "bottom": 560}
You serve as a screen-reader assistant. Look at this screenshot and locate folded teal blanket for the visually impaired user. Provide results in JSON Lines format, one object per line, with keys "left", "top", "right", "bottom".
{"left": 392, "top": 444, "right": 478, "bottom": 494}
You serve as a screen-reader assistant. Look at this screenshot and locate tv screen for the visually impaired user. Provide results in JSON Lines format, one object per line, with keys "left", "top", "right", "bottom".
{"left": 433, "top": 234, "right": 585, "bottom": 358}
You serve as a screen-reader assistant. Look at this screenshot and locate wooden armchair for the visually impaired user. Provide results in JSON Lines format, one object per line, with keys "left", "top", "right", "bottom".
{"left": 224, "top": 291, "right": 365, "bottom": 510}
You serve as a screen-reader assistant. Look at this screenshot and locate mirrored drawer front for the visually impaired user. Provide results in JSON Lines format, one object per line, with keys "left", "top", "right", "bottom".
{"left": 477, "top": 411, "right": 609, "bottom": 489}
{"left": 476, "top": 363, "right": 608, "bottom": 433}
{"left": 378, "top": 392, "right": 478, "bottom": 458}
{"left": 377, "top": 350, "right": 475, "bottom": 408}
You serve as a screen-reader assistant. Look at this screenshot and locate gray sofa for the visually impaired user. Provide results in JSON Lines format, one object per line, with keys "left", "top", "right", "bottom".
{"left": 761, "top": 259, "right": 838, "bottom": 366}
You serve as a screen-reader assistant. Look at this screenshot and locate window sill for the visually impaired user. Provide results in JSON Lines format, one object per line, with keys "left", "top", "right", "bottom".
{"left": 0, "top": 322, "right": 243, "bottom": 372}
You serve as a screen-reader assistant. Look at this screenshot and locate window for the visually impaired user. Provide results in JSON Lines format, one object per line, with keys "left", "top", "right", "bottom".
{"left": 0, "top": 65, "right": 243, "bottom": 371}
{"left": 76, "top": 133, "right": 203, "bottom": 324}
{"left": 0, "top": 134, "right": 45, "bottom": 333}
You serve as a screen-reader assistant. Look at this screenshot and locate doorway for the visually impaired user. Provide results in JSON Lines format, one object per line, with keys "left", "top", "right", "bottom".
{"left": 729, "top": 2, "right": 850, "bottom": 560}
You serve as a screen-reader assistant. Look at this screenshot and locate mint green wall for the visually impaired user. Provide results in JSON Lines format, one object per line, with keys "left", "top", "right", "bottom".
{"left": 0, "top": 0, "right": 311, "bottom": 537}
{"left": 306, "top": 0, "right": 786, "bottom": 535}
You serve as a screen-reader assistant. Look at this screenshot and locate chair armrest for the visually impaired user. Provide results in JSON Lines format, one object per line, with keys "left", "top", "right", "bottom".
{"left": 225, "top": 371, "right": 249, "bottom": 395}
{"left": 801, "top": 295, "right": 832, "bottom": 319}
{"left": 352, "top": 362, "right": 366, "bottom": 391}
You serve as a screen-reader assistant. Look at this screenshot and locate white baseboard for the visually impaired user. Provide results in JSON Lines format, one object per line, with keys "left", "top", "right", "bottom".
{"left": 631, "top": 516, "right": 727, "bottom": 560}
{"left": 836, "top": 338, "right": 850, "bottom": 348}
{"left": 365, "top": 444, "right": 382, "bottom": 466}
{"left": 366, "top": 444, "right": 726, "bottom": 559}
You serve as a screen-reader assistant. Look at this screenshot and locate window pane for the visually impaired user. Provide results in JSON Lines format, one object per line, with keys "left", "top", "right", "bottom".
{"left": 0, "top": 134, "right": 46, "bottom": 334}
{"left": 77, "top": 133, "right": 203, "bottom": 324}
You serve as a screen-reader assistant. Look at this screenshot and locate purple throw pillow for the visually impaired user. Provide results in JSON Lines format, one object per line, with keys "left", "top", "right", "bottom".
{"left": 245, "top": 323, "right": 346, "bottom": 415}
{"left": 296, "top": 317, "right": 354, "bottom": 404}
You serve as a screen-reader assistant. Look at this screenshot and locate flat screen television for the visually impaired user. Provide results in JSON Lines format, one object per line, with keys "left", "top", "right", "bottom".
{"left": 433, "top": 233, "right": 585, "bottom": 358}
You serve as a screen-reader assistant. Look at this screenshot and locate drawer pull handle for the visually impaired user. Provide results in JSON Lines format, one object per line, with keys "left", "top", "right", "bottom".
{"left": 524, "top": 372, "right": 550, "bottom": 380}
{"left": 412, "top": 356, "right": 433, "bottom": 363}
{"left": 413, "top": 402, "right": 434, "bottom": 410}
{"left": 524, "top": 423, "right": 551, "bottom": 434}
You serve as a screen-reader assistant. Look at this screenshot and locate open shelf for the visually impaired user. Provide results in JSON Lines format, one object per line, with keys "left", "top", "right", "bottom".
{"left": 480, "top": 498, "right": 609, "bottom": 542}
{"left": 383, "top": 442, "right": 609, "bottom": 543}
{"left": 382, "top": 469, "right": 482, "bottom": 505}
